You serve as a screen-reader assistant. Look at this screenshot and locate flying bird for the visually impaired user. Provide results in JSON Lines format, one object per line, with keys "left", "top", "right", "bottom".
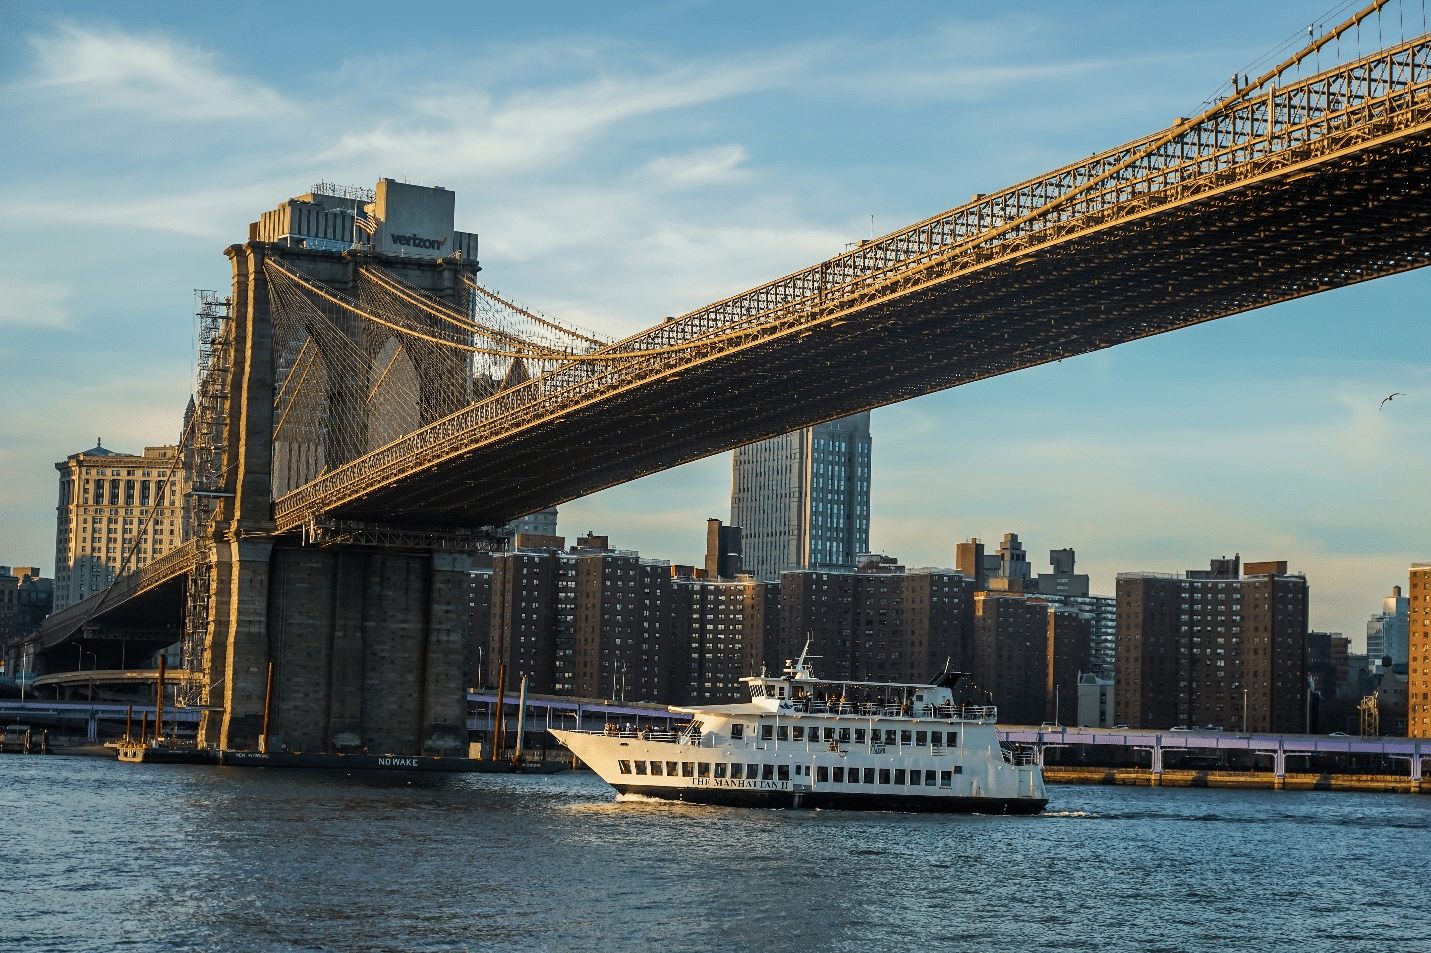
{"left": 1381, "top": 392, "right": 1403, "bottom": 409}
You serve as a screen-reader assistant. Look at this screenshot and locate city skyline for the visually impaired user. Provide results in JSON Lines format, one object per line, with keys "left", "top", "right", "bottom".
{"left": 3, "top": 1, "right": 1429, "bottom": 650}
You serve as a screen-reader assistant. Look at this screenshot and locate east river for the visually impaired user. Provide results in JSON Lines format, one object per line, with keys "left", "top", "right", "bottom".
{"left": 2, "top": 756, "right": 1426, "bottom": 952}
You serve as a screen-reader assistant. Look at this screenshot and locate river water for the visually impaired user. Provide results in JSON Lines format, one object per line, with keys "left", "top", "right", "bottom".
{"left": 1, "top": 756, "right": 1425, "bottom": 952}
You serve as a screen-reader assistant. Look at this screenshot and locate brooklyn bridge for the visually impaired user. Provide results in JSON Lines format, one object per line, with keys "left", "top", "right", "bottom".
{"left": 18, "top": 9, "right": 1431, "bottom": 755}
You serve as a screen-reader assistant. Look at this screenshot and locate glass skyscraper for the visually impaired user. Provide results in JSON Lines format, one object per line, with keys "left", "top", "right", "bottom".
{"left": 731, "top": 412, "right": 871, "bottom": 581}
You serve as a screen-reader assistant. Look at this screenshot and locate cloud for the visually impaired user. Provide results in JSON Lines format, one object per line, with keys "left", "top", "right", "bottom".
{"left": 641, "top": 144, "right": 749, "bottom": 189}
{"left": 317, "top": 59, "right": 788, "bottom": 177}
{"left": 24, "top": 21, "right": 293, "bottom": 120}
{"left": 0, "top": 277, "right": 71, "bottom": 328}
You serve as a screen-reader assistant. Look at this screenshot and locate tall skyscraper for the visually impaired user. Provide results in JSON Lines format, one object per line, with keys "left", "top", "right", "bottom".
{"left": 52, "top": 442, "right": 185, "bottom": 611}
{"left": 731, "top": 412, "right": 871, "bottom": 581}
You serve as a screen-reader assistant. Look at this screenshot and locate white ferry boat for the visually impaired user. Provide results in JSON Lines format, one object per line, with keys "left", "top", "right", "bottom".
{"left": 552, "top": 651, "right": 1047, "bottom": 814}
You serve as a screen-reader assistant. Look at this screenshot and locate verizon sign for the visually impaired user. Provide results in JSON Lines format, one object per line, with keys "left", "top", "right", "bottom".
{"left": 389, "top": 232, "right": 449, "bottom": 251}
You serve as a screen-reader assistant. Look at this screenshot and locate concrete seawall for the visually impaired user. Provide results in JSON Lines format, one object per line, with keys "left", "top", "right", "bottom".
{"left": 1044, "top": 766, "right": 1427, "bottom": 794}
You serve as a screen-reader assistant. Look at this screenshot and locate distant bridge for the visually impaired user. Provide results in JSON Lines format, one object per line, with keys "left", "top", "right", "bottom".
{"left": 1001, "top": 725, "right": 1431, "bottom": 781}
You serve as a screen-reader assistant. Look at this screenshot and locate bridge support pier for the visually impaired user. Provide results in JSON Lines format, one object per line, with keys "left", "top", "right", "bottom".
{"left": 199, "top": 540, "right": 471, "bottom": 756}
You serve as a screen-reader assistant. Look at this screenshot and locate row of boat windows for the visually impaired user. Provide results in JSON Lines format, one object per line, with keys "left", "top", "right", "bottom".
{"left": 743, "top": 724, "right": 957, "bottom": 747}
{"left": 616, "top": 760, "right": 964, "bottom": 785}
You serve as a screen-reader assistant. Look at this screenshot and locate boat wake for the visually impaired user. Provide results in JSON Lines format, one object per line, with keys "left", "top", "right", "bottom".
{"left": 1043, "top": 810, "right": 1101, "bottom": 818}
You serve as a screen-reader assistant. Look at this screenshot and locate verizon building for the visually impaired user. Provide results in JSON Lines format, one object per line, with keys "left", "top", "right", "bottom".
{"left": 732, "top": 412, "right": 872, "bottom": 581}
{"left": 253, "top": 178, "right": 479, "bottom": 259}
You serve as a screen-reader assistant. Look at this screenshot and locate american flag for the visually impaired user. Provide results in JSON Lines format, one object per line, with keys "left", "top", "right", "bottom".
{"left": 355, "top": 209, "right": 378, "bottom": 235}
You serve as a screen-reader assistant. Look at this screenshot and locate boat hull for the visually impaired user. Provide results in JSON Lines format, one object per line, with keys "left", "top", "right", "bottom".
{"left": 615, "top": 783, "right": 1047, "bottom": 814}
{"left": 215, "top": 751, "right": 568, "bottom": 773}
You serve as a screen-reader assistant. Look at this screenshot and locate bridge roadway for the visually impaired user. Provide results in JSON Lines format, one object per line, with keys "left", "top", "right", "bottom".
{"left": 272, "top": 33, "right": 1431, "bottom": 533}
{"left": 999, "top": 725, "right": 1431, "bottom": 780}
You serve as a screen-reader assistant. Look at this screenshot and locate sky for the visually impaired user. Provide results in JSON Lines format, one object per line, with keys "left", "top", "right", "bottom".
{"left": 2, "top": 0, "right": 1429, "bottom": 650}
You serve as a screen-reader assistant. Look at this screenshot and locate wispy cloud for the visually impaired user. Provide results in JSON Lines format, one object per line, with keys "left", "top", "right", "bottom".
{"left": 318, "top": 58, "right": 791, "bottom": 177}
{"left": 24, "top": 21, "right": 294, "bottom": 120}
{"left": 641, "top": 144, "right": 749, "bottom": 189}
{"left": 0, "top": 277, "right": 71, "bottom": 328}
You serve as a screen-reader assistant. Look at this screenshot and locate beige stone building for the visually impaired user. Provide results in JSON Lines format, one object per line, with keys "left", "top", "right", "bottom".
{"left": 52, "top": 442, "right": 185, "bottom": 611}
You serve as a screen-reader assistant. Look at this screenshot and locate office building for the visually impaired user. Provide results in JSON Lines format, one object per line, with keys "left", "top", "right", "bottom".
{"left": 704, "top": 518, "right": 743, "bottom": 580}
{"left": 52, "top": 442, "right": 185, "bottom": 611}
{"left": 1408, "top": 564, "right": 1431, "bottom": 737}
{"left": 969, "top": 592, "right": 1091, "bottom": 725}
{"left": 986, "top": 533, "right": 1033, "bottom": 592}
{"left": 508, "top": 508, "right": 558, "bottom": 538}
{"left": 1306, "top": 631, "right": 1350, "bottom": 700}
{"left": 1366, "top": 585, "right": 1409, "bottom": 666}
{"left": 1038, "top": 593, "right": 1116, "bottom": 680}
{"left": 0, "top": 567, "right": 52, "bottom": 644}
{"left": 775, "top": 555, "right": 976, "bottom": 685}
{"left": 1035, "top": 548, "right": 1091, "bottom": 598}
{"left": 475, "top": 529, "right": 774, "bottom": 705}
{"left": 1076, "top": 673, "right": 1115, "bottom": 728}
{"left": 732, "top": 411, "right": 871, "bottom": 581}
{"left": 1116, "top": 555, "right": 1310, "bottom": 732}
{"left": 669, "top": 570, "right": 775, "bottom": 705}
{"left": 484, "top": 534, "right": 675, "bottom": 702}
{"left": 959, "top": 540, "right": 1113, "bottom": 678}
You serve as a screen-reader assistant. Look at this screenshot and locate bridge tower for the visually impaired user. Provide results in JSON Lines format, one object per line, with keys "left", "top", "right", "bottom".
{"left": 192, "top": 183, "right": 488, "bottom": 755}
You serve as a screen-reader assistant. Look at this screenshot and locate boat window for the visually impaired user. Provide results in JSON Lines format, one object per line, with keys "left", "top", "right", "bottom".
{"left": 952, "top": 765, "right": 963, "bottom": 774}
{"left": 925, "top": 769, "right": 937, "bottom": 786}
{"left": 824, "top": 727, "right": 836, "bottom": 741}
{"left": 854, "top": 729, "right": 866, "bottom": 744}
{"left": 618, "top": 760, "right": 632, "bottom": 774}
{"left": 761, "top": 724, "right": 774, "bottom": 741}
{"left": 863, "top": 768, "right": 876, "bottom": 784}
{"left": 878, "top": 769, "right": 891, "bottom": 784}
{"left": 884, "top": 730, "right": 897, "bottom": 745}
{"left": 714, "top": 763, "right": 727, "bottom": 779}
{"left": 778, "top": 765, "right": 790, "bottom": 781}
{"left": 730, "top": 763, "right": 743, "bottom": 779}
{"left": 832, "top": 766, "right": 845, "bottom": 782}
{"left": 762, "top": 764, "right": 774, "bottom": 781}
{"left": 948, "top": 732, "right": 958, "bottom": 747}
{"left": 894, "top": 769, "right": 906, "bottom": 784}
{"left": 850, "top": 768, "right": 862, "bottom": 784}
{"left": 931, "top": 732, "right": 944, "bottom": 747}
{"left": 776, "top": 726, "right": 788, "bottom": 741}
{"left": 730, "top": 723, "right": 744, "bottom": 739}
{"left": 650, "top": 761, "right": 663, "bottom": 776}
{"left": 900, "top": 730, "right": 912, "bottom": 745}
{"left": 682, "top": 762, "right": 695, "bottom": 777}
{"left": 817, "top": 766, "right": 829, "bottom": 783}
{"left": 747, "top": 763, "right": 759, "bottom": 779}
{"left": 792, "top": 726, "right": 805, "bottom": 741}
{"left": 916, "top": 731, "right": 928, "bottom": 746}
{"left": 840, "top": 727, "right": 852, "bottom": 742}
{"left": 666, "top": 761, "right": 678, "bottom": 776}
{"left": 940, "top": 771, "right": 952, "bottom": 787}
{"left": 777, "top": 687, "right": 786, "bottom": 698}
{"left": 698, "top": 762, "right": 711, "bottom": 778}
{"left": 634, "top": 761, "right": 647, "bottom": 775}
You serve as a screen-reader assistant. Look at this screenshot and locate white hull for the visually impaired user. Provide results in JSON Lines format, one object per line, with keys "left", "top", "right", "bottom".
{"left": 554, "top": 720, "right": 1046, "bottom": 814}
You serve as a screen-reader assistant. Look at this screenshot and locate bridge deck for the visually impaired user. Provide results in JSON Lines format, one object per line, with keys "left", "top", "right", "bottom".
{"left": 270, "top": 34, "right": 1431, "bottom": 532}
